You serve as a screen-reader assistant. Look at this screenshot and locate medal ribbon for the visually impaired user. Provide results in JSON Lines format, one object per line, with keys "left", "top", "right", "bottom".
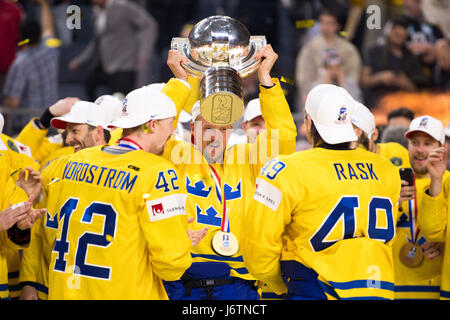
{"left": 408, "top": 178, "right": 420, "bottom": 243}
{"left": 209, "top": 165, "right": 229, "bottom": 233}
{"left": 117, "top": 137, "right": 144, "bottom": 151}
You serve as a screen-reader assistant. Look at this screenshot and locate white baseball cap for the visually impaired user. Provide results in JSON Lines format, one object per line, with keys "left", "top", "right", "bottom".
{"left": 444, "top": 122, "right": 450, "bottom": 138}
{"left": 51, "top": 101, "right": 108, "bottom": 130}
{"left": 244, "top": 98, "right": 262, "bottom": 122}
{"left": 351, "top": 101, "right": 375, "bottom": 139}
{"left": 404, "top": 115, "right": 445, "bottom": 144}
{"left": 108, "top": 84, "right": 176, "bottom": 129}
{"left": 305, "top": 84, "right": 358, "bottom": 144}
{"left": 94, "top": 95, "right": 123, "bottom": 127}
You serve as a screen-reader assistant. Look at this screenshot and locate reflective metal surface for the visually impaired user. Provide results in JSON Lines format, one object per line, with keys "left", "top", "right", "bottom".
{"left": 171, "top": 15, "right": 266, "bottom": 78}
{"left": 170, "top": 15, "right": 266, "bottom": 125}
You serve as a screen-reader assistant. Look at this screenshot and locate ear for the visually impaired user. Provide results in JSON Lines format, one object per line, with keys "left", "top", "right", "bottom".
{"left": 372, "top": 128, "right": 379, "bottom": 141}
{"left": 355, "top": 127, "right": 363, "bottom": 139}
{"left": 95, "top": 126, "right": 104, "bottom": 142}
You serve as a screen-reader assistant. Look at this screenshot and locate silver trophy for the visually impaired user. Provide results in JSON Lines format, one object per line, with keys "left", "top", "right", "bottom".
{"left": 171, "top": 16, "right": 266, "bottom": 126}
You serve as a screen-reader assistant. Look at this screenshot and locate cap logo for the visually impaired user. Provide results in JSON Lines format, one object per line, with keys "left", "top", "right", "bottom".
{"left": 121, "top": 98, "right": 128, "bottom": 116}
{"left": 419, "top": 117, "right": 428, "bottom": 128}
{"left": 95, "top": 97, "right": 103, "bottom": 105}
{"left": 336, "top": 106, "right": 347, "bottom": 123}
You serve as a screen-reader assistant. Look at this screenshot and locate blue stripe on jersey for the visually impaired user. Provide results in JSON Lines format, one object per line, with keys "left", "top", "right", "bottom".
{"left": 328, "top": 279, "right": 395, "bottom": 291}
{"left": 36, "top": 283, "right": 49, "bottom": 295}
{"left": 317, "top": 280, "right": 340, "bottom": 299}
{"left": 440, "top": 290, "right": 450, "bottom": 298}
{"left": 8, "top": 271, "right": 19, "bottom": 279}
{"left": 0, "top": 284, "right": 9, "bottom": 292}
{"left": 232, "top": 267, "right": 249, "bottom": 274}
{"left": 395, "top": 285, "right": 440, "bottom": 292}
{"left": 191, "top": 253, "right": 244, "bottom": 262}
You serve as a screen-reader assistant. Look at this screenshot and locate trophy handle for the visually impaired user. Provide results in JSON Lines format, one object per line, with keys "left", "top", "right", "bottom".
{"left": 171, "top": 37, "right": 209, "bottom": 77}
{"left": 231, "top": 36, "right": 267, "bottom": 78}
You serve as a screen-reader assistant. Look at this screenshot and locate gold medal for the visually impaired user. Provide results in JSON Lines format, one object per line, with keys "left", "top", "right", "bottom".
{"left": 399, "top": 242, "right": 423, "bottom": 268}
{"left": 211, "top": 231, "right": 239, "bottom": 257}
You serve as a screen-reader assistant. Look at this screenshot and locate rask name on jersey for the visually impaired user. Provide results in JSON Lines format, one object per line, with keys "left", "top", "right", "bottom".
{"left": 333, "top": 162, "right": 378, "bottom": 181}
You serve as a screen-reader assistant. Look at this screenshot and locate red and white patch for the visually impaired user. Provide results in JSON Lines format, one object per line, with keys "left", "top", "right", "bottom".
{"left": 146, "top": 194, "right": 187, "bottom": 222}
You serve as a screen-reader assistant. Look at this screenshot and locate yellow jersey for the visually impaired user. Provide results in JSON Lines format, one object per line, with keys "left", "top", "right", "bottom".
{"left": 242, "top": 147, "right": 401, "bottom": 299}
{"left": 16, "top": 120, "right": 63, "bottom": 166}
{"left": 417, "top": 172, "right": 450, "bottom": 300}
{"left": 19, "top": 77, "right": 192, "bottom": 300}
{"left": 162, "top": 78, "right": 297, "bottom": 282}
{"left": 0, "top": 155, "right": 29, "bottom": 299}
{"left": 19, "top": 155, "right": 71, "bottom": 299}
{"left": 392, "top": 173, "right": 448, "bottom": 299}
{"left": 0, "top": 133, "right": 39, "bottom": 173}
{"left": 377, "top": 142, "right": 411, "bottom": 168}
{"left": 46, "top": 146, "right": 192, "bottom": 299}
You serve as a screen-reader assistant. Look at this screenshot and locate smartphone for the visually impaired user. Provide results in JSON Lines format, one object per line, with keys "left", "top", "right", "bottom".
{"left": 399, "top": 167, "right": 414, "bottom": 186}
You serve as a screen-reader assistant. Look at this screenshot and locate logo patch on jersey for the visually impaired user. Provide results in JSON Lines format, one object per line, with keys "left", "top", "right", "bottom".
{"left": 146, "top": 193, "right": 187, "bottom": 222}
{"left": 253, "top": 178, "right": 282, "bottom": 211}
{"left": 151, "top": 203, "right": 164, "bottom": 216}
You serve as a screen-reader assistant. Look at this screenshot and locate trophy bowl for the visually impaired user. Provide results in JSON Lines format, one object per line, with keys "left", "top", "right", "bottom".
{"left": 171, "top": 15, "right": 266, "bottom": 126}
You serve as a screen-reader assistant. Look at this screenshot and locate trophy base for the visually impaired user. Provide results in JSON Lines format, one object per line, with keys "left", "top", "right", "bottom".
{"left": 200, "top": 66, "right": 244, "bottom": 126}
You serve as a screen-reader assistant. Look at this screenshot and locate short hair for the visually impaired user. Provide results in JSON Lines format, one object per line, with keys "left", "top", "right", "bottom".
{"left": 391, "top": 14, "right": 409, "bottom": 29}
{"left": 319, "top": 8, "right": 340, "bottom": 24}
{"left": 381, "top": 125, "right": 409, "bottom": 149}
{"left": 310, "top": 120, "right": 351, "bottom": 149}
{"left": 87, "top": 124, "right": 111, "bottom": 144}
{"left": 19, "top": 19, "right": 41, "bottom": 46}
{"left": 387, "top": 107, "right": 415, "bottom": 122}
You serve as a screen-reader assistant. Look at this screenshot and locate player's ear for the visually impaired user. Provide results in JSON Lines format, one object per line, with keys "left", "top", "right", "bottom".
{"left": 372, "top": 128, "right": 379, "bottom": 142}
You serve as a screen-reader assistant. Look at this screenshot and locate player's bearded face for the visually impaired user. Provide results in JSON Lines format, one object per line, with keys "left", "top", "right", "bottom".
{"left": 65, "top": 123, "right": 97, "bottom": 152}
{"left": 192, "top": 118, "right": 232, "bottom": 164}
{"left": 408, "top": 132, "right": 440, "bottom": 175}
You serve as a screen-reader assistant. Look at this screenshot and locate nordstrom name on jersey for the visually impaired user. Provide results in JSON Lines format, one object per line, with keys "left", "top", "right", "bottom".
{"left": 62, "top": 161, "right": 138, "bottom": 193}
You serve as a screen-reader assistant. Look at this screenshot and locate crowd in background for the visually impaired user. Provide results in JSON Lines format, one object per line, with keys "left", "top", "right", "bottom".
{"left": 0, "top": 0, "right": 449, "bottom": 141}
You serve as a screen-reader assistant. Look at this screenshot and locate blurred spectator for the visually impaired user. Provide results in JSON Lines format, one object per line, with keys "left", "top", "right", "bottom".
{"left": 2, "top": 0, "right": 59, "bottom": 133}
{"left": 68, "top": 0, "right": 158, "bottom": 100}
{"left": 0, "top": 0, "right": 23, "bottom": 97}
{"left": 380, "top": 125, "right": 409, "bottom": 149}
{"left": 379, "top": 0, "right": 444, "bottom": 76}
{"left": 387, "top": 106, "right": 415, "bottom": 128}
{"left": 296, "top": 8, "right": 362, "bottom": 104}
{"left": 422, "top": 0, "right": 450, "bottom": 38}
{"left": 361, "top": 15, "right": 429, "bottom": 108}
{"left": 432, "top": 38, "right": 450, "bottom": 91}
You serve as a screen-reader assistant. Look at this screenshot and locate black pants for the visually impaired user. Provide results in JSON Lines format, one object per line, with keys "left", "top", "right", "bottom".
{"left": 85, "top": 63, "right": 136, "bottom": 101}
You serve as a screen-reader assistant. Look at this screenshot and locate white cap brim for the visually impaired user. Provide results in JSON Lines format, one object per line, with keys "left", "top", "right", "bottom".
{"left": 315, "top": 122, "right": 358, "bottom": 144}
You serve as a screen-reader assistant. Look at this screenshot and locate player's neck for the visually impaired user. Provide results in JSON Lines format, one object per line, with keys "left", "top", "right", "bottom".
{"left": 117, "top": 134, "right": 148, "bottom": 152}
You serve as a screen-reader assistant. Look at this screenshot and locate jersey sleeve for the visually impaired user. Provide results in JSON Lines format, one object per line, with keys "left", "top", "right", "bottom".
{"left": 137, "top": 164, "right": 192, "bottom": 281}
{"left": 19, "top": 221, "right": 42, "bottom": 285}
{"left": 417, "top": 175, "right": 450, "bottom": 242}
{"left": 249, "top": 78, "right": 297, "bottom": 177}
{"left": 16, "top": 119, "right": 62, "bottom": 164}
{"left": 241, "top": 155, "right": 293, "bottom": 295}
{"left": 161, "top": 78, "right": 192, "bottom": 130}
